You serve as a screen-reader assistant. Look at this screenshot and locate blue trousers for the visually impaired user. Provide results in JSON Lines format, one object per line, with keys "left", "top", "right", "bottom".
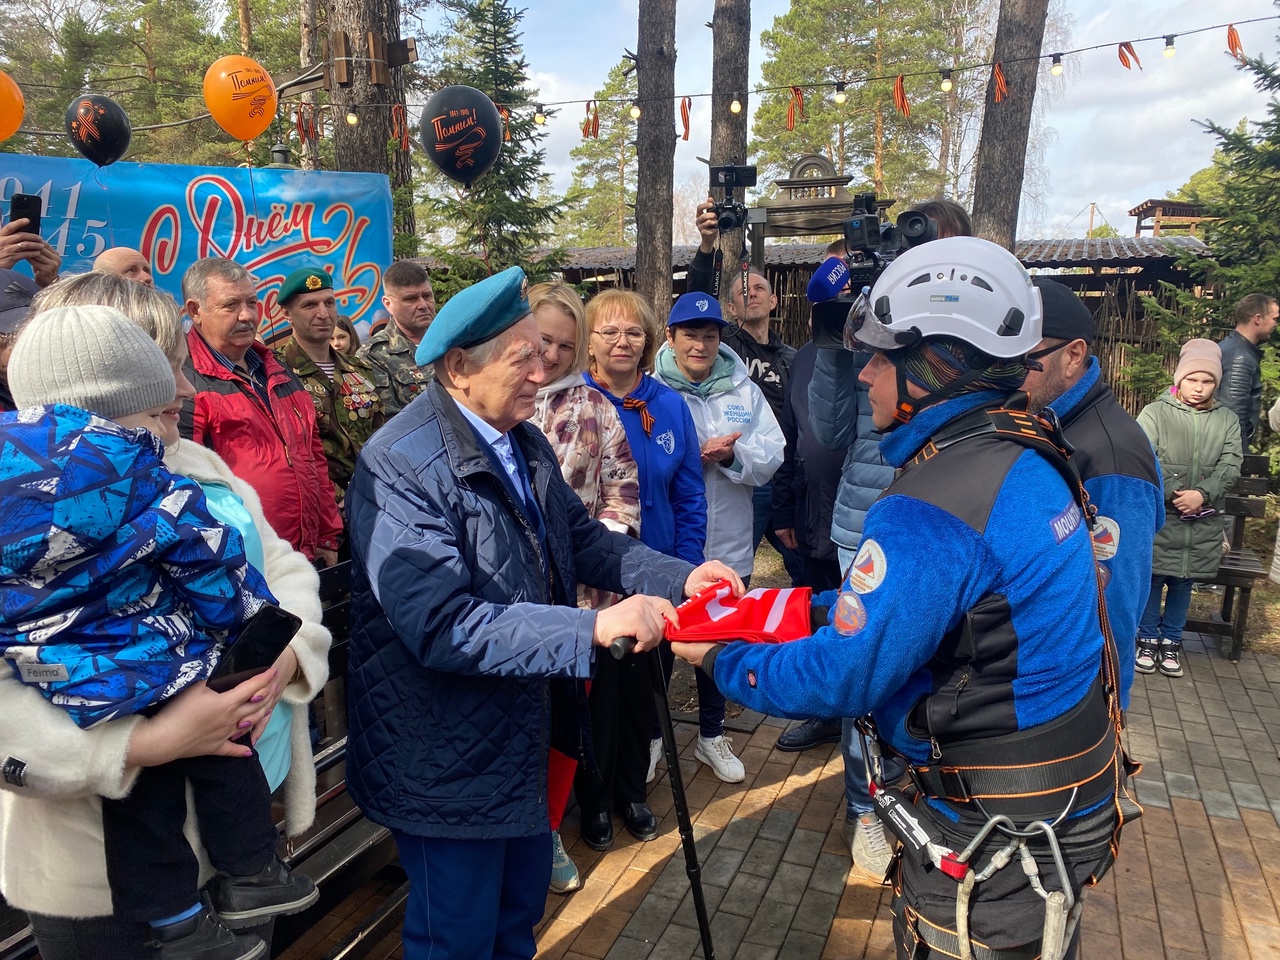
{"left": 1138, "top": 574, "right": 1194, "bottom": 645}
{"left": 753, "top": 483, "right": 806, "bottom": 586}
{"left": 393, "top": 830, "right": 552, "bottom": 960}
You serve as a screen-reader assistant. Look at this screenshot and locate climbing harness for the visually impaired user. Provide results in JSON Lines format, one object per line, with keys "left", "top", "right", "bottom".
{"left": 862, "top": 396, "right": 1142, "bottom": 960}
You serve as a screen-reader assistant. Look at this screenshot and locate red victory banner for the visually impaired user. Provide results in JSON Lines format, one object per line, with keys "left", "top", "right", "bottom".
{"left": 665, "top": 580, "right": 812, "bottom": 645}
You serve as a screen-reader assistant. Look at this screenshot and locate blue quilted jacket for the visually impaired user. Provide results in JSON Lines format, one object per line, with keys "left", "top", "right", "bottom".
{"left": 344, "top": 383, "right": 693, "bottom": 839}
{"left": 808, "top": 347, "right": 895, "bottom": 555}
{"left": 0, "top": 405, "right": 276, "bottom": 728}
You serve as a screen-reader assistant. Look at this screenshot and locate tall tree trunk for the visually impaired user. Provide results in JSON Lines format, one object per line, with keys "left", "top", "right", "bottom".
{"left": 237, "top": 0, "right": 252, "bottom": 54}
{"left": 634, "top": 0, "right": 677, "bottom": 319}
{"left": 299, "top": 0, "right": 320, "bottom": 169}
{"left": 970, "top": 0, "right": 1050, "bottom": 249}
{"left": 329, "top": 0, "right": 417, "bottom": 244}
{"left": 709, "top": 0, "right": 749, "bottom": 267}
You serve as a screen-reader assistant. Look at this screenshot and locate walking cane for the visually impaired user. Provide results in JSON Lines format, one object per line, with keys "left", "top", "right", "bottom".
{"left": 611, "top": 638, "right": 716, "bottom": 959}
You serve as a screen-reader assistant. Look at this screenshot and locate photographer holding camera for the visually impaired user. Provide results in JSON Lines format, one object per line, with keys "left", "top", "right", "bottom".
{"left": 688, "top": 191, "right": 804, "bottom": 585}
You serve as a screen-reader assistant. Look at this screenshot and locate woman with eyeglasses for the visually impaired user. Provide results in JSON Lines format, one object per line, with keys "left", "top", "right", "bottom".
{"left": 574, "top": 289, "right": 707, "bottom": 854}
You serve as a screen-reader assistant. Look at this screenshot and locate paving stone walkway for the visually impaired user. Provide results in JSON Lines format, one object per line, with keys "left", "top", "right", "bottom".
{"left": 533, "top": 631, "right": 1280, "bottom": 960}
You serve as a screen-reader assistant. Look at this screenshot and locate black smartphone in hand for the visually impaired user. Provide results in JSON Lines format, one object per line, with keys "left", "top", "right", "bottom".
{"left": 206, "top": 604, "right": 303, "bottom": 693}
{"left": 8, "top": 194, "right": 42, "bottom": 236}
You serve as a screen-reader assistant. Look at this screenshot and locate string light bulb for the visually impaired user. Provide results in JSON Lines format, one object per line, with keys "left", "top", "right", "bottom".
{"left": 629, "top": 103, "right": 641, "bottom": 120}
{"left": 1050, "top": 54, "right": 1064, "bottom": 76}
{"left": 345, "top": 110, "right": 359, "bottom": 125}
{"left": 939, "top": 70, "right": 953, "bottom": 93}
{"left": 1164, "top": 35, "right": 1177, "bottom": 58}
{"left": 833, "top": 82, "right": 847, "bottom": 105}
{"left": 729, "top": 96, "right": 742, "bottom": 114}
{"left": 534, "top": 104, "right": 546, "bottom": 125}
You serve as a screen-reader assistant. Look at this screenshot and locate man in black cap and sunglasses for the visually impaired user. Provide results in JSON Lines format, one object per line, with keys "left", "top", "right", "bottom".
{"left": 1022, "top": 277, "right": 1163, "bottom": 708}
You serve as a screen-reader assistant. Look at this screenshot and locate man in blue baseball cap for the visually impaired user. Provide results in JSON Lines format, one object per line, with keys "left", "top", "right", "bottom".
{"left": 344, "top": 267, "right": 743, "bottom": 960}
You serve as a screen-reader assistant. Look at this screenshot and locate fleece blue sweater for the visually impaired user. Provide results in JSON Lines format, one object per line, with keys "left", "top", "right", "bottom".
{"left": 710, "top": 391, "right": 1105, "bottom": 764}
{"left": 1046, "top": 358, "right": 1164, "bottom": 707}
{"left": 584, "top": 372, "right": 707, "bottom": 564}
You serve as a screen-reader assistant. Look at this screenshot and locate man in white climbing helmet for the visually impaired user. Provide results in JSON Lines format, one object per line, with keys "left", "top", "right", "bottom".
{"left": 672, "top": 237, "right": 1140, "bottom": 960}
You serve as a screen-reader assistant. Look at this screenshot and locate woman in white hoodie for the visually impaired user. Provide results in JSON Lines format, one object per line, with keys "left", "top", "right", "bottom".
{"left": 2, "top": 274, "right": 330, "bottom": 959}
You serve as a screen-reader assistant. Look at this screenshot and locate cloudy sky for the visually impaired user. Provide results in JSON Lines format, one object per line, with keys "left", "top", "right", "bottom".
{"left": 435, "top": 0, "right": 1280, "bottom": 239}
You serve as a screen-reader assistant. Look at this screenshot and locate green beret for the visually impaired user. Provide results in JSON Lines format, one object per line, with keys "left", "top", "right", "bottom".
{"left": 279, "top": 267, "right": 333, "bottom": 306}
{"left": 415, "top": 266, "right": 532, "bottom": 366}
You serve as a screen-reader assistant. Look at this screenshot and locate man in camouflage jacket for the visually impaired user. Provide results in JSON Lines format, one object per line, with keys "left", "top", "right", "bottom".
{"left": 357, "top": 260, "right": 436, "bottom": 415}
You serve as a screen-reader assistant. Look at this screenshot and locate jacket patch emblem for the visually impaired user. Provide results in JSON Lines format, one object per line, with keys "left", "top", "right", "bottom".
{"left": 747, "top": 669, "right": 757, "bottom": 688}
{"left": 2, "top": 757, "right": 26, "bottom": 788}
{"left": 656, "top": 429, "right": 676, "bottom": 455}
{"left": 846, "top": 539, "right": 887, "bottom": 595}
{"left": 17, "top": 662, "right": 70, "bottom": 684}
{"left": 1091, "top": 516, "right": 1120, "bottom": 561}
{"left": 833, "top": 591, "right": 868, "bottom": 635}
{"left": 1050, "top": 502, "right": 1083, "bottom": 544}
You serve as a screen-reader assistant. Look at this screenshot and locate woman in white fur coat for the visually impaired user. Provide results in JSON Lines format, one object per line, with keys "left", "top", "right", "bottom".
{"left": 0, "top": 274, "right": 330, "bottom": 958}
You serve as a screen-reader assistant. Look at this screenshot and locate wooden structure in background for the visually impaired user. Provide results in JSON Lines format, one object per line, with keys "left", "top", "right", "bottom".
{"left": 1128, "top": 198, "right": 1210, "bottom": 237}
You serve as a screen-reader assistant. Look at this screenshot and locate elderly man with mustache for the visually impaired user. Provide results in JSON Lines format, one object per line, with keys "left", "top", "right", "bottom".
{"left": 179, "top": 257, "right": 344, "bottom": 567}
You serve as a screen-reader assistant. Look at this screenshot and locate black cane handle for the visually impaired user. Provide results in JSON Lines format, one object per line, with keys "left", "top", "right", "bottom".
{"left": 610, "top": 636, "right": 637, "bottom": 660}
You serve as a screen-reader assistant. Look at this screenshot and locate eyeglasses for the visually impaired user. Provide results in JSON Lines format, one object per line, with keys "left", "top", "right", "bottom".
{"left": 593, "top": 327, "right": 647, "bottom": 345}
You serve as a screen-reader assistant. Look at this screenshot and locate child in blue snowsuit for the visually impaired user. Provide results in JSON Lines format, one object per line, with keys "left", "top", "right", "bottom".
{"left": 0, "top": 306, "right": 314, "bottom": 960}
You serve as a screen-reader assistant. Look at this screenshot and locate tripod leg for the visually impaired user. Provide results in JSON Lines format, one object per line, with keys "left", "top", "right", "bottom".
{"left": 647, "top": 647, "right": 716, "bottom": 959}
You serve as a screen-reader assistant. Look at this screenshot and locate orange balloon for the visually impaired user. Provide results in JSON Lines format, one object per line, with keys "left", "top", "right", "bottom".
{"left": 203, "top": 55, "right": 278, "bottom": 141}
{"left": 0, "top": 71, "right": 24, "bottom": 143}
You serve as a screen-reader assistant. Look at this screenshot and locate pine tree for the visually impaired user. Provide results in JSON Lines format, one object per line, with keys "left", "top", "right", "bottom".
{"left": 749, "top": 0, "right": 953, "bottom": 204}
{"left": 425, "top": 0, "right": 567, "bottom": 299}
{"left": 559, "top": 61, "right": 638, "bottom": 248}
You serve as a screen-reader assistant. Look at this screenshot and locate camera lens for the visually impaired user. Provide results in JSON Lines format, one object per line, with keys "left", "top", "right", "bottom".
{"left": 898, "top": 211, "right": 937, "bottom": 247}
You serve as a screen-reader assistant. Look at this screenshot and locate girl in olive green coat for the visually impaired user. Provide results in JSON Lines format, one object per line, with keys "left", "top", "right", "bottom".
{"left": 1135, "top": 338, "right": 1242, "bottom": 678}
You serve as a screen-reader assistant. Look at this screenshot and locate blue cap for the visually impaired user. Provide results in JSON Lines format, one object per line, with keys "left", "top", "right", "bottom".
{"left": 667, "top": 291, "right": 727, "bottom": 328}
{"left": 415, "top": 266, "right": 532, "bottom": 366}
{"left": 806, "top": 257, "right": 849, "bottom": 303}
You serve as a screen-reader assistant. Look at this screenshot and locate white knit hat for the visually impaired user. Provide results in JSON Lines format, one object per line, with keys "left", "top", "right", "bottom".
{"left": 8, "top": 304, "right": 176, "bottom": 418}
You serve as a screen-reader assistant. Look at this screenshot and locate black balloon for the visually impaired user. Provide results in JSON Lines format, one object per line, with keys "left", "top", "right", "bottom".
{"left": 64, "top": 95, "right": 132, "bottom": 167}
{"left": 420, "top": 85, "right": 502, "bottom": 186}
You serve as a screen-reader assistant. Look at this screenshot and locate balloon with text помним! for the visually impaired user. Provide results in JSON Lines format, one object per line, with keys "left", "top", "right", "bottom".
{"left": 0, "top": 71, "right": 23, "bottom": 142}
{"left": 204, "top": 55, "right": 278, "bottom": 142}
{"left": 64, "top": 95, "right": 131, "bottom": 167}
{"left": 420, "top": 85, "right": 503, "bottom": 187}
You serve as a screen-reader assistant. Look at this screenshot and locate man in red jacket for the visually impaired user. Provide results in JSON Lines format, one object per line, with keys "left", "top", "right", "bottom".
{"left": 179, "top": 257, "right": 343, "bottom": 566}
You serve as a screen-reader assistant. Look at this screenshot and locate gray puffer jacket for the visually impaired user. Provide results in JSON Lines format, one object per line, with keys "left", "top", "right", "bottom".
{"left": 807, "top": 347, "right": 895, "bottom": 554}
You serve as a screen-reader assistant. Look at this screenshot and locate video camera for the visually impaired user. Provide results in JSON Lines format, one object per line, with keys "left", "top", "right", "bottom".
{"left": 811, "top": 193, "right": 939, "bottom": 349}
{"left": 709, "top": 163, "right": 757, "bottom": 233}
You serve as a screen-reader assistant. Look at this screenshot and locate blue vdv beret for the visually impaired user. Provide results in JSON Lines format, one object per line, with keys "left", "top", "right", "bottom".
{"left": 667, "top": 291, "right": 727, "bottom": 328}
{"left": 415, "top": 266, "right": 532, "bottom": 367}
{"left": 279, "top": 266, "right": 333, "bottom": 306}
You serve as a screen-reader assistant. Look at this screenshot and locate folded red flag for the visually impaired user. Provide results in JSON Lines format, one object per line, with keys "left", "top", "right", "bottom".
{"left": 665, "top": 580, "right": 813, "bottom": 644}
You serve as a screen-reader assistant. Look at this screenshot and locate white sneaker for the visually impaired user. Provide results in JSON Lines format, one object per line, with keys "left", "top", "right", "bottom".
{"left": 695, "top": 735, "right": 745, "bottom": 783}
{"left": 646, "top": 737, "right": 662, "bottom": 784}
{"left": 845, "top": 812, "right": 894, "bottom": 882}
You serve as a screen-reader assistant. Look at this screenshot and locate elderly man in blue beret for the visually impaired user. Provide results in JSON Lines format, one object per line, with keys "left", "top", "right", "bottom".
{"left": 344, "top": 266, "right": 740, "bottom": 960}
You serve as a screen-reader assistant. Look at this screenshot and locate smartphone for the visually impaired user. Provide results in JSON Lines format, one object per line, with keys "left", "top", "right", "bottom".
{"left": 206, "top": 604, "right": 303, "bottom": 693}
{"left": 8, "top": 194, "right": 42, "bottom": 236}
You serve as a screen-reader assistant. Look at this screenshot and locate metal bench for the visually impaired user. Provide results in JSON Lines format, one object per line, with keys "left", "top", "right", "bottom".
{"left": 1185, "top": 453, "right": 1272, "bottom": 662}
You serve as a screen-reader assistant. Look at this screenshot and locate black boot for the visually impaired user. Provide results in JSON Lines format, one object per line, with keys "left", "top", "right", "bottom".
{"left": 148, "top": 906, "right": 266, "bottom": 960}
{"left": 210, "top": 858, "right": 319, "bottom": 930}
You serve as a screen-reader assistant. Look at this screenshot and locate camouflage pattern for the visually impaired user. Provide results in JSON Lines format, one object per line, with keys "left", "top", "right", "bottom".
{"left": 355, "top": 322, "right": 433, "bottom": 416}
{"left": 276, "top": 337, "right": 385, "bottom": 501}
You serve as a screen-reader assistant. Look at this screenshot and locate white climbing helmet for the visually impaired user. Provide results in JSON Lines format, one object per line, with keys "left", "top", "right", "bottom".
{"left": 852, "top": 236, "right": 1043, "bottom": 358}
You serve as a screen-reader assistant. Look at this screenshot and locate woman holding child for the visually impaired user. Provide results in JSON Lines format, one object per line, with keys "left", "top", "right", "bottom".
{"left": 0, "top": 275, "right": 330, "bottom": 960}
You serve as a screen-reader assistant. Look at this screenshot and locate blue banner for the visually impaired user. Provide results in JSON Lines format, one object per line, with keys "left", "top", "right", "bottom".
{"left": 0, "top": 155, "right": 394, "bottom": 341}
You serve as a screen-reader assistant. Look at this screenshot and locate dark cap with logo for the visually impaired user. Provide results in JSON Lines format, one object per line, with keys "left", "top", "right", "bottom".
{"left": 279, "top": 267, "right": 334, "bottom": 306}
